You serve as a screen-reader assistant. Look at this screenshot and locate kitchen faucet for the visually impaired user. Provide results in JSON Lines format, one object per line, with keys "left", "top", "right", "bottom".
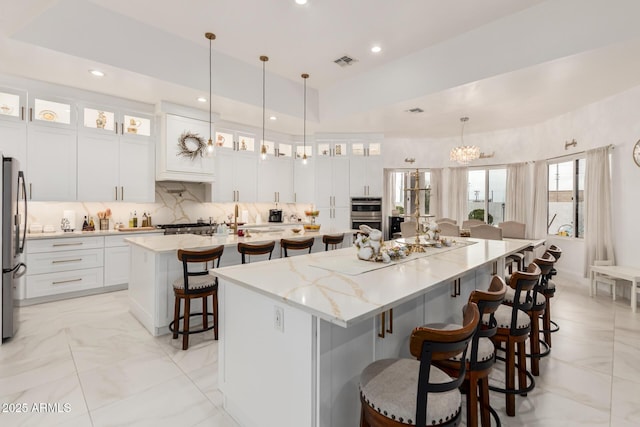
{"left": 231, "top": 204, "right": 239, "bottom": 234}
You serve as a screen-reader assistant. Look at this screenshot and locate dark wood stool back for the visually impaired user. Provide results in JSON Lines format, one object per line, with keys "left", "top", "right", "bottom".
{"left": 281, "top": 237, "right": 314, "bottom": 257}
{"left": 172, "top": 245, "right": 224, "bottom": 350}
{"left": 322, "top": 234, "right": 344, "bottom": 251}
{"left": 237, "top": 241, "right": 276, "bottom": 264}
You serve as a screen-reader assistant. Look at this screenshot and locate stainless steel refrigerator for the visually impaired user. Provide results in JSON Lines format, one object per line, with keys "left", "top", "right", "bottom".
{"left": 2, "top": 157, "right": 26, "bottom": 340}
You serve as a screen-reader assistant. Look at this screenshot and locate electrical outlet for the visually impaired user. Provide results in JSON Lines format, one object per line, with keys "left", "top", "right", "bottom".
{"left": 274, "top": 306, "right": 284, "bottom": 332}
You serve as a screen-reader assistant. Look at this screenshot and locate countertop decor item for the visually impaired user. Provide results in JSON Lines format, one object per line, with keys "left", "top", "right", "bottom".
{"left": 177, "top": 131, "right": 207, "bottom": 160}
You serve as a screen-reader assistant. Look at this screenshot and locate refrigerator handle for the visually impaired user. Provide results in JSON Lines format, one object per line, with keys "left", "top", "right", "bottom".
{"left": 18, "top": 171, "right": 27, "bottom": 254}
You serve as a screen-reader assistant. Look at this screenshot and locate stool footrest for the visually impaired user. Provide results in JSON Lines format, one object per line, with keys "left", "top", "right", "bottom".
{"left": 169, "top": 312, "right": 216, "bottom": 336}
{"left": 489, "top": 355, "right": 536, "bottom": 395}
{"left": 539, "top": 318, "right": 560, "bottom": 334}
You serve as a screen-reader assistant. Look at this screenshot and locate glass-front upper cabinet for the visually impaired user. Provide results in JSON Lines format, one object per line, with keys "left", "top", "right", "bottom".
{"left": 215, "top": 128, "right": 255, "bottom": 152}
{"left": 351, "top": 141, "right": 382, "bottom": 156}
{"left": 28, "top": 94, "right": 75, "bottom": 128}
{"left": 80, "top": 104, "right": 151, "bottom": 137}
{"left": 317, "top": 141, "right": 347, "bottom": 157}
{"left": 0, "top": 88, "right": 26, "bottom": 122}
{"left": 295, "top": 143, "right": 313, "bottom": 160}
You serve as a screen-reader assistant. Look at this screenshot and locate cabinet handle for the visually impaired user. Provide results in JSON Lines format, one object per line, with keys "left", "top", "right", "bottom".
{"left": 52, "top": 278, "right": 82, "bottom": 285}
{"left": 53, "top": 242, "right": 83, "bottom": 247}
{"left": 29, "top": 107, "right": 33, "bottom": 122}
{"left": 29, "top": 183, "right": 32, "bottom": 200}
{"left": 121, "top": 123, "right": 124, "bottom": 134}
{"left": 52, "top": 258, "right": 83, "bottom": 264}
{"left": 115, "top": 186, "right": 118, "bottom": 200}
{"left": 114, "top": 121, "right": 118, "bottom": 134}
{"left": 451, "top": 278, "right": 461, "bottom": 297}
{"left": 294, "top": 193, "right": 297, "bottom": 203}
{"left": 21, "top": 106, "right": 25, "bottom": 121}
{"left": 121, "top": 186, "right": 124, "bottom": 200}
{"left": 378, "top": 312, "right": 386, "bottom": 338}
{"left": 386, "top": 308, "right": 393, "bottom": 334}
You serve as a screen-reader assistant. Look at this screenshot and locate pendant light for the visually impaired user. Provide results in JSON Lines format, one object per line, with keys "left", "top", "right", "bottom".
{"left": 260, "top": 55, "right": 269, "bottom": 160}
{"left": 301, "top": 73, "right": 309, "bottom": 165}
{"left": 449, "top": 116, "right": 480, "bottom": 165}
{"left": 205, "top": 32, "right": 216, "bottom": 156}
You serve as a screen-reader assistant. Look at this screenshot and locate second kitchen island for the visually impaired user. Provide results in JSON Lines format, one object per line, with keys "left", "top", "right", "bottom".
{"left": 212, "top": 237, "right": 535, "bottom": 427}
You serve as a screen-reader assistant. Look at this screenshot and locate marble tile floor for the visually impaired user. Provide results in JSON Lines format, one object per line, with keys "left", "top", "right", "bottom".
{"left": 0, "top": 274, "right": 639, "bottom": 426}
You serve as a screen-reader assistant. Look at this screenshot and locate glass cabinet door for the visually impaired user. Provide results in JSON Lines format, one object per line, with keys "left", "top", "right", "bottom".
{"left": 215, "top": 130, "right": 234, "bottom": 149}
{"left": 83, "top": 107, "right": 116, "bottom": 132}
{"left": 295, "top": 144, "right": 313, "bottom": 159}
{"left": 237, "top": 134, "right": 255, "bottom": 152}
{"left": 31, "top": 96, "right": 74, "bottom": 126}
{"left": 278, "top": 143, "right": 292, "bottom": 158}
{"left": 317, "top": 141, "right": 347, "bottom": 157}
{"left": 0, "top": 89, "right": 25, "bottom": 121}
{"left": 123, "top": 114, "right": 151, "bottom": 137}
{"left": 261, "top": 139, "right": 276, "bottom": 156}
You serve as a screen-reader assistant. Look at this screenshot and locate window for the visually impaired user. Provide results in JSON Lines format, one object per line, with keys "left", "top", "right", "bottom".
{"left": 467, "top": 168, "right": 506, "bottom": 225}
{"left": 548, "top": 158, "right": 584, "bottom": 237}
{"left": 388, "top": 169, "right": 431, "bottom": 217}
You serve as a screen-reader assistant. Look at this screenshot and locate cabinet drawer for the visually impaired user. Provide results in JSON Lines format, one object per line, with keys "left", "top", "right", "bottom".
{"left": 27, "top": 236, "right": 104, "bottom": 253}
{"left": 26, "top": 267, "right": 104, "bottom": 299}
{"left": 28, "top": 248, "right": 104, "bottom": 274}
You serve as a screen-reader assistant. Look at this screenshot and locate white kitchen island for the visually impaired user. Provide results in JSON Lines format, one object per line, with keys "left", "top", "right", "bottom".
{"left": 125, "top": 228, "right": 353, "bottom": 336}
{"left": 212, "top": 237, "right": 535, "bottom": 427}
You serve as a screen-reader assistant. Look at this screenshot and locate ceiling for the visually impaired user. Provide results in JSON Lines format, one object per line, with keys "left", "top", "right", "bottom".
{"left": 2, "top": 0, "right": 640, "bottom": 138}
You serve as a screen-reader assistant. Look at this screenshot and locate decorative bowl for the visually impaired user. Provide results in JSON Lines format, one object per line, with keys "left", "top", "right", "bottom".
{"left": 303, "top": 224, "right": 321, "bottom": 231}
{"left": 292, "top": 228, "right": 302, "bottom": 234}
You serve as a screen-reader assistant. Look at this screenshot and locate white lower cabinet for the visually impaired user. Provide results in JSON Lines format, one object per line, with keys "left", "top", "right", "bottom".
{"left": 26, "top": 237, "right": 105, "bottom": 299}
{"left": 105, "top": 235, "right": 134, "bottom": 286}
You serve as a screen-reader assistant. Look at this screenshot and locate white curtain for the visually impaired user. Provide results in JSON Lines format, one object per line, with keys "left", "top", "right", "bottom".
{"left": 505, "top": 162, "right": 528, "bottom": 223}
{"left": 429, "top": 168, "right": 443, "bottom": 218}
{"left": 531, "top": 161, "right": 548, "bottom": 239}
{"left": 584, "top": 146, "right": 615, "bottom": 276}
{"left": 447, "top": 167, "right": 468, "bottom": 225}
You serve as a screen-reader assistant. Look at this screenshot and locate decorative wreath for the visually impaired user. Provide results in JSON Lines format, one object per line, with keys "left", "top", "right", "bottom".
{"left": 177, "top": 131, "right": 207, "bottom": 160}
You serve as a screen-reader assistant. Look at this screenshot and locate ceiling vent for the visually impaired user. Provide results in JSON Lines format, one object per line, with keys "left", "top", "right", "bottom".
{"left": 406, "top": 107, "right": 424, "bottom": 113}
{"left": 334, "top": 55, "right": 358, "bottom": 67}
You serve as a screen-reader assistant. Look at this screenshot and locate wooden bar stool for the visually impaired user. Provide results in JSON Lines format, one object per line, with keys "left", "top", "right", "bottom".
{"left": 429, "top": 276, "right": 507, "bottom": 427}
{"left": 359, "top": 303, "right": 480, "bottom": 427}
{"left": 237, "top": 241, "right": 275, "bottom": 264}
{"left": 488, "top": 263, "right": 540, "bottom": 417}
{"left": 322, "top": 233, "right": 344, "bottom": 251}
{"left": 169, "top": 245, "right": 224, "bottom": 350}
{"left": 542, "top": 245, "right": 562, "bottom": 344}
{"left": 280, "top": 237, "right": 314, "bottom": 257}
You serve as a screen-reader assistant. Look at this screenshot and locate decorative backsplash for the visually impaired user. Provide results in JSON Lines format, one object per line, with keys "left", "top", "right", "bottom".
{"left": 27, "top": 182, "right": 311, "bottom": 232}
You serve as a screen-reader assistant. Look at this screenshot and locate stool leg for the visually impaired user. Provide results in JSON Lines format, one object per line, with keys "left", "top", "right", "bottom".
{"left": 506, "top": 339, "right": 516, "bottom": 416}
{"left": 202, "top": 296, "right": 208, "bottom": 329}
{"left": 467, "top": 371, "right": 479, "bottom": 427}
{"left": 517, "top": 340, "right": 528, "bottom": 396}
{"left": 530, "top": 311, "right": 541, "bottom": 376}
{"left": 173, "top": 296, "right": 180, "bottom": 340}
{"left": 479, "top": 376, "right": 491, "bottom": 427}
{"left": 213, "top": 291, "right": 219, "bottom": 340}
{"left": 183, "top": 298, "right": 191, "bottom": 350}
{"left": 543, "top": 298, "right": 552, "bottom": 347}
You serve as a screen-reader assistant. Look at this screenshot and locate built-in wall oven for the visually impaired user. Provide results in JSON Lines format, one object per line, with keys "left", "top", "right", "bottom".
{"left": 350, "top": 197, "right": 382, "bottom": 231}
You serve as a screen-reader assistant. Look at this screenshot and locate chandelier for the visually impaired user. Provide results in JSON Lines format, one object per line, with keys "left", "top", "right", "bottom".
{"left": 449, "top": 117, "right": 479, "bottom": 165}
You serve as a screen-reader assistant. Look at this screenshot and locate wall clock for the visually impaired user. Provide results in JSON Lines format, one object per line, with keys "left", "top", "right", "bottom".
{"left": 635, "top": 140, "right": 640, "bottom": 167}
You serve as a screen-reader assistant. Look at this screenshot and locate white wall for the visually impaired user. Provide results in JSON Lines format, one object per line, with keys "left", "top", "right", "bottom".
{"left": 384, "top": 84, "right": 640, "bottom": 276}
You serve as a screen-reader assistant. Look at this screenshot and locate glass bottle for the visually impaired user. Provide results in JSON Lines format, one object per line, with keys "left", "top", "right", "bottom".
{"left": 82, "top": 216, "right": 89, "bottom": 230}
{"left": 133, "top": 211, "right": 138, "bottom": 228}
{"left": 89, "top": 216, "right": 95, "bottom": 229}
{"left": 128, "top": 212, "right": 134, "bottom": 228}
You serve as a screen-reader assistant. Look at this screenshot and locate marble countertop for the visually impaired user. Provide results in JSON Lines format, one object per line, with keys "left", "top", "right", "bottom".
{"left": 211, "top": 238, "right": 535, "bottom": 327}
{"left": 125, "top": 228, "right": 355, "bottom": 253}
{"left": 27, "top": 228, "right": 164, "bottom": 240}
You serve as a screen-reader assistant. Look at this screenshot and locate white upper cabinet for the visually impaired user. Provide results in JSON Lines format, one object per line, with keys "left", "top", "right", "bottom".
{"left": 349, "top": 141, "right": 383, "bottom": 197}
{"left": 157, "top": 113, "right": 215, "bottom": 182}
{"left": 27, "top": 94, "right": 76, "bottom": 129}
{"left": 257, "top": 140, "right": 294, "bottom": 203}
{"left": 212, "top": 149, "right": 257, "bottom": 202}
{"left": 27, "top": 126, "right": 77, "bottom": 201}
{"left": 0, "top": 88, "right": 27, "bottom": 162}
{"left": 77, "top": 104, "right": 154, "bottom": 202}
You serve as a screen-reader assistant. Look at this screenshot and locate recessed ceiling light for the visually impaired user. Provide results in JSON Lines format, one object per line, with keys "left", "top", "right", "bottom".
{"left": 269, "top": 115, "right": 277, "bottom": 121}
{"left": 295, "top": 0, "right": 307, "bottom": 4}
{"left": 371, "top": 46, "right": 382, "bottom": 53}
{"left": 89, "top": 69, "right": 104, "bottom": 77}
{"left": 405, "top": 107, "right": 424, "bottom": 113}
{"left": 197, "top": 97, "right": 207, "bottom": 103}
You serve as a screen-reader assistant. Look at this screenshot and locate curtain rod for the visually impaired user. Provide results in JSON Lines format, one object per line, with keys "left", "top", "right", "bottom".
{"left": 544, "top": 144, "right": 614, "bottom": 162}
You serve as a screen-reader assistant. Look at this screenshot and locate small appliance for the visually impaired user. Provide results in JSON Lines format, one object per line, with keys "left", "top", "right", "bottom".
{"left": 268, "top": 209, "right": 283, "bottom": 223}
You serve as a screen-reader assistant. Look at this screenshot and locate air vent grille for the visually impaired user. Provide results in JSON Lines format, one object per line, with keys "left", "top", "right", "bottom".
{"left": 334, "top": 55, "right": 358, "bottom": 67}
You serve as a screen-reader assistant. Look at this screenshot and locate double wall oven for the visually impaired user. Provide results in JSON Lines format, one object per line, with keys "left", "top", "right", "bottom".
{"left": 350, "top": 197, "right": 382, "bottom": 231}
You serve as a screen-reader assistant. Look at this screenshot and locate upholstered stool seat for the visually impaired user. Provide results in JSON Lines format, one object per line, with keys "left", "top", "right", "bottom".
{"left": 504, "top": 287, "right": 545, "bottom": 308}
{"left": 483, "top": 304, "right": 530, "bottom": 330}
{"left": 359, "top": 304, "right": 480, "bottom": 427}
{"left": 172, "top": 274, "right": 215, "bottom": 290}
{"left": 360, "top": 359, "right": 461, "bottom": 425}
